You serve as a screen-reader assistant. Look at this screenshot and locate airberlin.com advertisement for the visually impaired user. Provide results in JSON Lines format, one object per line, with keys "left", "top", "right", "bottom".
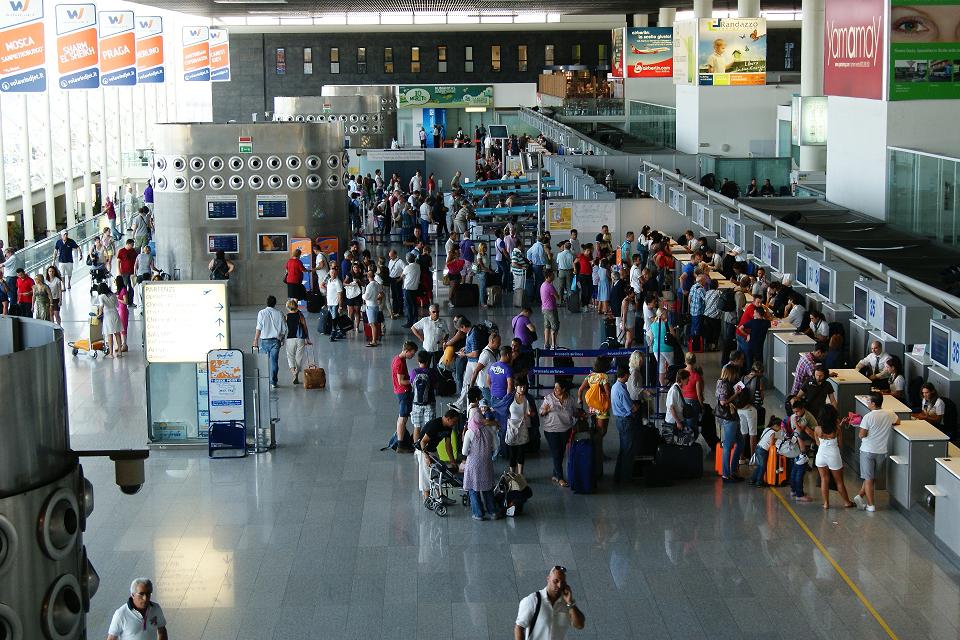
{"left": 625, "top": 27, "right": 673, "bottom": 78}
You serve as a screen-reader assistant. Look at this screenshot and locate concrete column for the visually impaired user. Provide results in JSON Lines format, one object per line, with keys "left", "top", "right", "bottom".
{"left": 100, "top": 89, "right": 110, "bottom": 206}
{"left": 82, "top": 91, "right": 93, "bottom": 218}
{"left": 114, "top": 87, "right": 124, "bottom": 196}
{"left": 43, "top": 89, "right": 57, "bottom": 235}
{"left": 693, "top": 0, "right": 713, "bottom": 19}
{"left": 633, "top": 14, "right": 649, "bottom": 28}
{"left": 0, "top": 94, "right": 7, "bottom": 247}
{"left": 63, "top": 92, "right": 76, "bottom": 227}
{"left": 800, "top": 0, "right": 827, "bottom": 172}
{"left": 20, "top": 95, "right": 34, "bottom": 243}
{"left": 658, "top": 8, "right": 677, "bottom": 27}
{"left": 738, "top": 0, "right": 761, "bottom": 18}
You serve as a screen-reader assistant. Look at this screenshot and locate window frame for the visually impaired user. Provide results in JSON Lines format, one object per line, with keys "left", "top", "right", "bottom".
{"left": 465, "top": 45, "right": 474, "bottom": 73}
{"left": 438, "top": 45, "right": 448, "bottom": 73}
{"left": 384, "top": 47, "right": 394, "bottom": 73}
{"left": 491, "top": 45, "right": 501, "bottom": 72}
{"left": 411, "top": 46, "right": 421, "bottom": 73}
{"left": 518, "top": 44, "right": 528, "bottom": 72}
{"left": 357, "top": 47, "right": 367, "bottom": 74}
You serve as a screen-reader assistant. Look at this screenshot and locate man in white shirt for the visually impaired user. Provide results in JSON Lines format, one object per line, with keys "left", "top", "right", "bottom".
{"left": 853, "top": 393, "right": 900, "bottom": 512}
{"left": 322, "top": 264, "right": 346, "bottom": 342}
{"left": 402, "top": 254, "right": 421, "bottom": 328}
{"left": 253, "top": 295, "right": 285, "bottom": 388}
{"left": 469, "top": 332, "right": 502, "bottom": 406}
{"left": 855, "top": 341, "right": 892, "bottom": 386}
{"left": 387, "top": 249, "right": 405, "bottom": 319}
{"left": 409, "top": 170, "right": 423, "bottom": 193}
{"left": 419, "top": 197, "right": 433, "bottom": 243}
{"left": 568, "top": 229, "right": 581, "bottom": 255}
{"left": 411, "top": 304, "right": 448, "bottom": 365}
{"left": 107, "top": 577, "right": 167, "bottom": 640}
{"left": 514, "top": 566, "right": 585, "bottom": 640}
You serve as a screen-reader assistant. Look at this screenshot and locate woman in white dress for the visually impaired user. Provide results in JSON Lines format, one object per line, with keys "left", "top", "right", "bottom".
{"left": 618, "top": 288, "right": 638, "bottom": 348}
{"left": 814, "top": 405, "right": 855, "bottom": 510}
{"left": 97, "top": 282, "right": 122, "bottom": 358}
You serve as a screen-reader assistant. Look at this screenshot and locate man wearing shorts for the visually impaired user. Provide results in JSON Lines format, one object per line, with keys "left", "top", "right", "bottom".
{"left": 540, "top": 270, "right": 560, "bottom": 350}
{"left": 854, "top": 393, "right": 899, "bottom": 512}
{"left": 53, "top": 230, "right": 80, "bottom": 290}
{"left": 409, "top": 351, "right": 437, "bottom": 442}
{"left": 414, "top": 411, "right": 459, "bottom": 505}
{"left": 392, "top": 341, "right": 418, "bottom": 453}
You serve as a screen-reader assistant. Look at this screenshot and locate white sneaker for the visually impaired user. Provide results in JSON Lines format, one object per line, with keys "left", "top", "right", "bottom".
{"left": 853, "top": 495, "right": 866, "bottom": 510}
{"left": 865, "top": 505, "right": 876, "bottom": 512}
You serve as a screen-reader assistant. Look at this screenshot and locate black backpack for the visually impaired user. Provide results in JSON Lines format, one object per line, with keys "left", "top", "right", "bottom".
{"left": 412, "top": 369, "right": 434, "bottom": 406}
{"left": 719, "top": 289, "right": 735, "bottom": 313}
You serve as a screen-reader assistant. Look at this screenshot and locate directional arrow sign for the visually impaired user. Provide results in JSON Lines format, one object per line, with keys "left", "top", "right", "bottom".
{"left": 144, "top": 282, "right": 230, "bottom": 362}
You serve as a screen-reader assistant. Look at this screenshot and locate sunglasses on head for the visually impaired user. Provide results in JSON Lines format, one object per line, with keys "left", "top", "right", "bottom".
{"left": 553, "top": 565, "right": 567, "bottom": 573}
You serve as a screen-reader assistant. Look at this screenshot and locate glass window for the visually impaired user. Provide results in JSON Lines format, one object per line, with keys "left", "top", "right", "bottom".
{"left": 491, "top": 45, "right": 501, "bottom": 72}
{"left": 330, "top": 47, "right": 339, "bottom": 74}
{"left": 303, "top": 47, "right": 313, "bottom": 75}
{"left": 357, "top": 47, "right": 366, "bottom": 74}
{"left": 465, "top": 45, "right": 473, "bottom": 73}
{"left": 572, "top": 44, "right": 581, "bottom": 65}
{"left": 598, "top": 44, "right": 608, "bottom": 66}
{"left": 438, "top": 45, "right": 447, "bottom": 73}
{"left": 411, "top": 46, "right": 420, "bottom": 73}
{"left": 384, "top": 47, "right": 394, "bottom": 73}
{"left": 518, "top": 45, "right": 528, "bottom": 72}
{"left": 545, "top": 44, "right": 554, "bottom": 66}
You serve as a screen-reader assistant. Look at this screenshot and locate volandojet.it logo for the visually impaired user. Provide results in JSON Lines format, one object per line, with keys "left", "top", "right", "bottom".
{"left": 826, "top": 15, "right": 883, "bottom": 67}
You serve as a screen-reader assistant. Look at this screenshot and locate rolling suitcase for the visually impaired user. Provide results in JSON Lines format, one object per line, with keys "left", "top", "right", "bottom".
{"left": 567, "top": 435, "right": 595, "bottom": 494}
{"left": 599, "top": 317, "right": 617, "bottom": 347}
{"left": 656, "top": 443, "right": 703, "bottom": 480}
{"left": 566, "top": 291, "right": 581, "bottom": 313}
{"left": 764, "top": 448, "right": 788, "bottom": 486}
{"left": 334, "top": 315, "right": 354, "bottom": 333}
{"left": 306, "top": 291, "right": 323, "bottom": 314}
{"left": 513, "top": 287, "right": 526, "bottom": 308}
{"left": 687, "top": 335, "right": 704, "bottom": 353}
{"left": 452, "top": 283, "right": 480, "bottom": 307}
{"left": 700, "top": 405, "right": 719, "bottom": 451}
{"left": 319, "top": 310, "right": 332, "bottom": 335}
{"left": 487, "top": 285, "right": 502, "bottom": 307}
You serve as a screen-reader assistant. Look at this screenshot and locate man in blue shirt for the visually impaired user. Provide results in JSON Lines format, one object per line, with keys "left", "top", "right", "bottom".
{"left": 619, "top": 231, "right": 634, "bottom": 266}
{"left": 525, "top": 235, "right": 547, "bottom": 303}
{"left": 487, "top": 346, "right": 514, "bottom": 458}
{"left": 451, "top": 319, "right": 482, "bottom": 411}
{"left": 611, "top": 365, "right": 641, "bottom": 483}
{"left": 53, "top": 230, "right": 81, "bottom": 290}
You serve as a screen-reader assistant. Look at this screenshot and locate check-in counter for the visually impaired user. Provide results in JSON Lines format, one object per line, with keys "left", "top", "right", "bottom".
{"left": 929, "top": 458, "right": 960, "bottom": 564}
{"left": 889, "top": 421, "right": 950, "bottom": 512}
{"left": 772, "top": 332, "right": 816, "bottom": 396}
{"left": 829, "top": 369, "right": 872, "bottom": 417}
{"left": 763, "top": 320, "right": 797, "bottom": 382}
{"left": 855, "top": 394, "right": 913, "bottom": 421}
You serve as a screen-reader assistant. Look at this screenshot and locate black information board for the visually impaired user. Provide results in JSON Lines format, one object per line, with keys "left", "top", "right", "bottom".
{"left": 208, "top": 234, "right": 239, "bottom": 253}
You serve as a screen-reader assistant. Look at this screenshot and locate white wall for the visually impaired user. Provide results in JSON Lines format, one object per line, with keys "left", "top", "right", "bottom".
{"left": 674, "top": 85, "right": 701, "bottom": 155}
{"left": 886, "top": 101, "right": 960, "bottom": 158}
{"left": 825, "top": 96, "right": 888, "bottom": 220}
{"left": 618, "top": 198, "right": 692, "bottom": 240}
{"left": 624, "top": 78, "right": 677, "bottom": 107}
{"left": 492, "top": 83, "right": 539, "bottom": 108}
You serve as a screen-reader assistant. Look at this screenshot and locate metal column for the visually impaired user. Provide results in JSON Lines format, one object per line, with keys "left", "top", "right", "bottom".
{"left": 100, "top": 89, "right": 110, "bottom": 204}
{"left": 693, "top": 0, "right": 713, "bottom": 18}
{"left": 63, "top": 92, "right": 76, "bottom": 227}
{"left": 82, "top": 91, "right": 93, "bottom": 218}
{"left": 20, "top": 94, "right": 34, "bottom": 243}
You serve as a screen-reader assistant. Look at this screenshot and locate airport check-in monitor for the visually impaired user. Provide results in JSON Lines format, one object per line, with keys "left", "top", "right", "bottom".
{"left": 796, "top": 254, "right": 808, "bottom": 286}
{"left": 853, "top": 282, "right": 868, "bottom": 321}
{"left": 931, "top": 322, "right": 950, "bottom": 369}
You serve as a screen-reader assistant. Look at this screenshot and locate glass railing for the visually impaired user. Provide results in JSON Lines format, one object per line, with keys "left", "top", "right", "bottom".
{"left": 556, "top": 98, "right": 625, "bottom": 117}
{"left": 888, "top": 147, "right": 960, "bottom": 248}
{"left": 628, "top": 101, "right": 676, "bottom": 149}
{"left": 699, "top": 156, "right": 792, "bottom": 198}
{"left": 10, "top": 213, "right": 108, "bottom": 276}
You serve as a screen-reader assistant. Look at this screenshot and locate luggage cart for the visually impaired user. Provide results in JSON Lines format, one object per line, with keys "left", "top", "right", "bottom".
{"left": 68, "top": 310, "right": 108, "bottom": 358}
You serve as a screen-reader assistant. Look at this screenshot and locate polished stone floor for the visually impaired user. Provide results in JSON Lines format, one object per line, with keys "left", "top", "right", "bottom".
{"left": 54, "top": 270, "right": 960, "bottom": 640}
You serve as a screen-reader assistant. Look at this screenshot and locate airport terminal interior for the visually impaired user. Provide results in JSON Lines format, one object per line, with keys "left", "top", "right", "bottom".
{"left": 4, "top": 1, "right": 960, "bottom": 639}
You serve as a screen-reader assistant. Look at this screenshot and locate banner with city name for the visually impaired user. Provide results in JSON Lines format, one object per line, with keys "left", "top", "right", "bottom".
{"left": 397, "top": 85, "right": 493, "bottom": 109}
{"left": 182, "top": 25, "right": 209, "bottom": 81}
{"left": 0, "top": 0, "right": 46, "bottom": 92}
{"left": 208, "top": 27, "right": 229, "bottom": 81}
{"left": 889, "top": 0, "right": 960, "bottom": 100}
{"left": 99, "top": 9, "right": 135, "bottom": 86}
{"left": 135, "top": 15, "right": 163, "bottom": 83}
{"left": 56, "top": 3, "right": 99, "bottom": 89}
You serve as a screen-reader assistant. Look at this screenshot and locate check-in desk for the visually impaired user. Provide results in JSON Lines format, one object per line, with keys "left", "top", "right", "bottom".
{"left": 905, "top": 352, "right": 935, "bottom": 387}
{"left": 841, "top": 395, "right": 913, "bottom": 480}
{"left": 772, "top": 332, "right": 815, "bottom": 396}
{"left": 829, "top": 369, "right": 872, "bottom": 417}
{"left": 929, "top": 458, "right": 960, "bottom": 565}
{"left": 764, "top": 320, "right": 797, "bottom": 383}
{"left": 855, "top": 394, "right": 913, "bottom": 421}
{"left": 889, "top": 421, "right": 950, "bottom": 512}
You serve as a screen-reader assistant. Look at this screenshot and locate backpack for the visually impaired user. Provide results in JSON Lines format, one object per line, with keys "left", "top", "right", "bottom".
{"left": 471, "top": 324, "right": 490, "bottom": 351}
{"left": 718, "top": 288, "right": 735, "bottom": 313}
{"left": 412, "top": 369, "right": 434, "bottom": 406}
{"left": 209, "top": 258, "right": 229, "bottom": 280}
{"left": 584, "top": 376, "right": 610, "bottom": 412}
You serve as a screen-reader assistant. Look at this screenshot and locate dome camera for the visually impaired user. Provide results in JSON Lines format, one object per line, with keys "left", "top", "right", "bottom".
{"left": 115, "top": 458, "right": 145, "bottom": 495}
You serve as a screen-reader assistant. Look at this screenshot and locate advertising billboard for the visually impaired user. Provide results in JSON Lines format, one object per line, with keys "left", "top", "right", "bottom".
{"left": 626, "top": 27, "right": 673, "bottom": 78}
{"left": 0, "top": 0, "right": 46, "bottom": 92}
{"left": 397, "top": 85, "right": 493, "bottom": 108}
{"left": 611, "top": 27, "right": 624, "bottom": 78}
{"left": 182, "top": 25, "right": 209, "bottom": 81}
{"left": 209, "top": 27, "right": 230, "bottom": 82}
{"left": 56, "top": 3, "right": 99, "bottom": 89}
{"left": 889, "top": 0, "right": 960, "bottom": 100}
{"left": 823, "top": 0, "right": 885, "bottom": 99}
{"left": 98, "top": 10, "right": 136, "bottom": 86}
{"left": 673, "top": 19, "right": 697, "bottom": 84}
{"left": 135, "top": 16, "right": 163, "bottom": 83}
{"left": 697, "top": 18, "right": 767, "bottom": 85}
{"left": 791, "top": 96, "right": 828, "bottom": 145}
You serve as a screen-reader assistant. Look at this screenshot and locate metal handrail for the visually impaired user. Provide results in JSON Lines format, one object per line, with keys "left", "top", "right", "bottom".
{"left": 8, "top": 213, "right": 108, "bottom": 276}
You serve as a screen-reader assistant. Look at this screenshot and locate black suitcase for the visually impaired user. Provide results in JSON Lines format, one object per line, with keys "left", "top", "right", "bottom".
{"left": 566, "top": 291, "right": 581, "bottom": 313}
{"left": 334, "top": 315, "right": 354, "bottom": 333}
{"left": 436, "top": 369, "right": 457, "bottom": 396}
{"left": 452, "top": 283, "right": 479, "bottom": 307}
{"left": 306, "top": 291, "right": 324, "bottom": 314}
{"left": 700, "top": 405, "right": 719, "bottom": 451}
{"left": 319, "top": 310, "right": 332, "bottom": 335}
{"left": 655, "top": 443, "right": 704, "bottom": 480}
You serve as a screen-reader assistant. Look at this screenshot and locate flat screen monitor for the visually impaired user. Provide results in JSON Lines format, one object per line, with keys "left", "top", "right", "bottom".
{"left": 931, "top": 324, "right": 950, "bottom": 368}
{"left": 207, "top": 234, "right": 239, "bottom": 254}
{"left": 818, "top": 267, "right": 831, "bottom": 298}
{"left": 883, "top": 300, "right": 899, "bottom": 340}
{"left": 796, "top": 255, "right": 808, "bottom": 285}
{"left": 853, "top": 284, "right": 868, "bottom": 320}
{"left": 257, "top": 196, "right": 288, "bottom": 219}
{"left": 258, "top": 233, "right": 289, "bottom": 253}
{"left": 488, "top": 125, "right": 508, "bottom": 138}
{"left": 206, "top": 197, "right": 238, "bottom": 220}
{"left": 753, "top": 233, "right": 762, "bottom": 259}
{"left": 770, "top": 242, "right": 781, "bottom": 271}
{"left": 733, "top": 223, "right": 743, "bottom": 248}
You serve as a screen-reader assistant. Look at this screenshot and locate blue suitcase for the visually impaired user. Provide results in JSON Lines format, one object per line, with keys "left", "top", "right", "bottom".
{"left": 567, "top": 436, "right": 595, "bottom": 494}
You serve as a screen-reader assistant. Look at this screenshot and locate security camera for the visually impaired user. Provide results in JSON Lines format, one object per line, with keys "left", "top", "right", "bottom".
{"left": 73, "top": 449, "right": 149, "bottom": 496}
{"left": 115, "top": 459, "right": 145, "bottom": 495}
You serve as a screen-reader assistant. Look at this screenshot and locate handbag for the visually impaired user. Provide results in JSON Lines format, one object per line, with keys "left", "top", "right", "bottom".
{"left": 505, "top": 417, "right": 530, "bottom": 446}
{"left": 584, "top": 378, "right": 610, "bottom": 412}
{"left": 776, "top": 435, "right": 801, "bottom": 459}
{"left": 302, "top": 346, "right": 326, "bottom": 389}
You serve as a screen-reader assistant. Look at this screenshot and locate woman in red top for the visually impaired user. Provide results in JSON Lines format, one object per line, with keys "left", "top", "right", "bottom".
{"left": 574, "top": 248, "right": 593, "bottom": 309}
{"left": 445, "top": 248, "right": 465, "bottom": 305}
{"left": 284, "top": 249, "right": 311, "bottom": 300}
{"left": 681, "top": 352, "right": 705, "bottom": 436}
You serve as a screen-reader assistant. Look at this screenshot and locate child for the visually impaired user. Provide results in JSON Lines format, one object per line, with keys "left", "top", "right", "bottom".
{"left": 749, "top": 415, "right": 783, "bottom": 486}
{"left": 409, "top": 350, "right": 438, "bottom": 442}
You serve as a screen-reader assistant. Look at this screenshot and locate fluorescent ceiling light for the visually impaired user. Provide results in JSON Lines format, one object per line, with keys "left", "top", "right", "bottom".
{"left": 547, "top": 13, "right": 561, "bottom": 22}
{"left": 247, "top": 17, "right": 280, "bottom": 25}
{"left": 514, "top": 13, "right": 546, "bottom": 23}
{"left": 214, "top": 0, "right": 286, "bottom": 4}
{"left": 315, "top": 13, "right": 347, "bottom": 25}
{"left": 481, "top": 15, "right": 512, "bottom": 23}
{"left": 280, "top": 17, "right": 314, "bottom": 25}
{"left": 381, "top": 12, "right": 413, "bottom": 24}
{"left": 447, "top": 13, "right": 480, "bottom": 24}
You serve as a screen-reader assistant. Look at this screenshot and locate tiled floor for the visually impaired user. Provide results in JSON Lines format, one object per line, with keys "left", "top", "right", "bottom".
{"left": 54, "top": 271, "right": 960, "bottom": 640}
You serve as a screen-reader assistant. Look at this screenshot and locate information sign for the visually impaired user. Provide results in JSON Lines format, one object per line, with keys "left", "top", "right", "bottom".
{"left": 257, "top": 195, "right": 288, "bottom": 219}
{"left": 206, "top": 195, "right": 238, "bottom": 220}
{"left": 207, "top": 349, "right": 245, "bottom": 423}
{"left": 144, "top": 282, "right": 229, "bottom": 363}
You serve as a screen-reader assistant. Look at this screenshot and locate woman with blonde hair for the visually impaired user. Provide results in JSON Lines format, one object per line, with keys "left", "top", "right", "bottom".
{"left": 473, "top": 241, "right": 492, "bottom": 308}
{"left": 100, "top": 227, "right": 115, "bottom": 273}
{"left": 32, "top": 273, "right": 52, "bottom": 321}
{"left": 284, "top": 298, "right": 311, "bottom": 384}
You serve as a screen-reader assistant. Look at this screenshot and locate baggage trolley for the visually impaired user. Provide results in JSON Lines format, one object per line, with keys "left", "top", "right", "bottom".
{"left": 69, "top": 309, "right": 108, "bottom": 358}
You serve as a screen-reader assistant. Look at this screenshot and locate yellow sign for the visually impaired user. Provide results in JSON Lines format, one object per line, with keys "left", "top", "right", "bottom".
{"left": 547, "top": 203, "right": 572, "bottom": 231}
{"left": 144, "top": 282, "right": 229, "bottom": 363}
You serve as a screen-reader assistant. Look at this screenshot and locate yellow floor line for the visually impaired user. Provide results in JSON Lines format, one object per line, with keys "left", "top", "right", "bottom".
{"left": 769, "top": 487, "right": 899, "bottom": 640}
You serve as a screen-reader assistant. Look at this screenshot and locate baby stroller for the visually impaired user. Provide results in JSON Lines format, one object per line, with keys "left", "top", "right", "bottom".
{"left": 424, "top": 459, "right": 467, "bottom": 517}
{"left": 88, "top": 263, "right": 110, "bottom": 296}
{"left": 494, "top": 469, "right": 533, "bottom": 517}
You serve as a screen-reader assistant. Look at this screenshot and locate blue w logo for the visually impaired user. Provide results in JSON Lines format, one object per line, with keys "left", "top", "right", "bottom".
{"left": 65, "top": 8, "right": 84, "bottom": 19}
{"left": 8, "top": 0, "right": 31, "bottom": 11}
{"left": 138, "top": 20, "right": 153, "bottom": 29}
{"left": 108, "top": 14, "right": 124, "bottom": 25}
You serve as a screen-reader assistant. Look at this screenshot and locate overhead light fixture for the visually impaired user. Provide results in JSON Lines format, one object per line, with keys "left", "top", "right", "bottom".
{"left": 213, "top": 0, "right": 288, "bottom": 4}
